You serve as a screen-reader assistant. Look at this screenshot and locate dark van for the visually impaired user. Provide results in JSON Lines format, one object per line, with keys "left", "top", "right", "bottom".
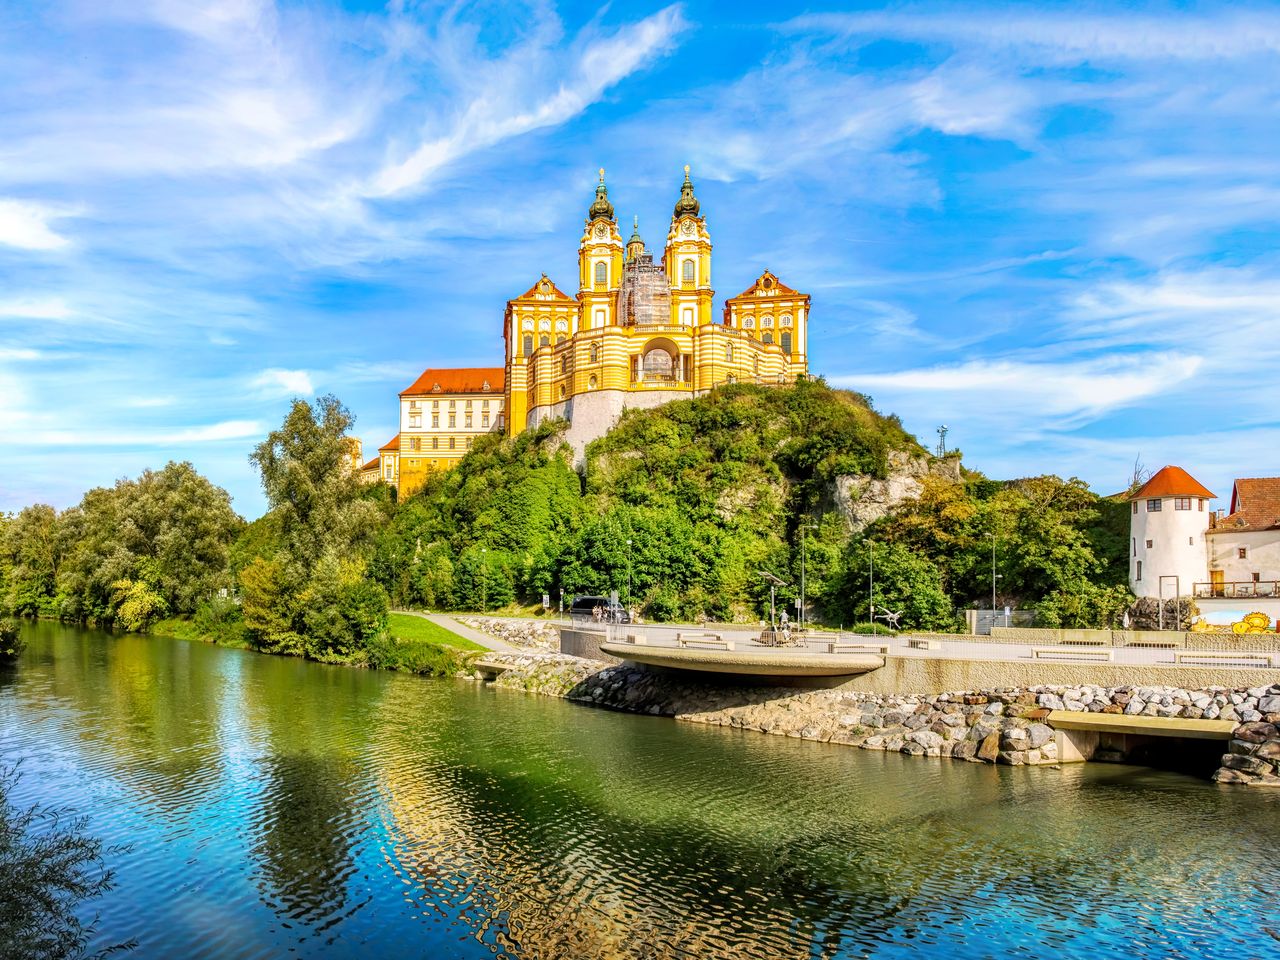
{"left": 569, "top": 595, "right": 630, "bottom": 623}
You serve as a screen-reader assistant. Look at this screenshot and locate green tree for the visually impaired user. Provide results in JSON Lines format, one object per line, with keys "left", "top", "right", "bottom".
{"left": 1, "top": 504, "right": 65, "bottom": 616}
{"left": 835, "top": 540, "right": 955, "bottom": 630}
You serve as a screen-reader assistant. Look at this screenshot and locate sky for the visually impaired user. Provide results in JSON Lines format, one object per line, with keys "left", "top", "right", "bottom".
{"left": 2, "top": 0, "right": 1279, "bottom": 519}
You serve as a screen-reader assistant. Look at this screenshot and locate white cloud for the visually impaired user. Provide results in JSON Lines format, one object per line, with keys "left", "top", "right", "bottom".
{"left": 251, "top": 367, "right": 313, "bottom": 397}
{"left": 4, "top": 419, "right": 263, "bottom": 447}
{"left": 0, "top": 199, "right": 72, "bottom": 250}
{"left": 0, "top": 348, "right": 41, "bottom": 360}
{"left": 0, "top": 296, "right": 75, "bottom": 320}
{"left": 365, "top": 5, "right": 687, "bottom": 197}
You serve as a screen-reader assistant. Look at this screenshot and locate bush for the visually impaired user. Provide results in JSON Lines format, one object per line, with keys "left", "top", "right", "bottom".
{"left": 192, "top": 597, "right": 248, "bottom": 647}
{"left": 847, "top": 621, "right": 897, "bottom": 636}
{"left": 0, "top": 766, "right": 134, "bottom": 958}
{"left": 0, "top": 619, "right": 23, "bottom": 663}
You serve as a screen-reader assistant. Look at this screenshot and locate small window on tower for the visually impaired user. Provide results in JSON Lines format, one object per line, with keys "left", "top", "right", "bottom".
{"left": 594, "top": 261, "right": 607, "bottom": 285}
{"left": 1146, "top": 539, "right": 1153, "bottom": 549}
{"left": 540, "top": 334, "right": 550, "bottom": 347}
{"left": 682, "top": 259, "right": 695, "bottom": 282}
{"left": 1132, "top": 501, "right": 1138, "bottom": 514}
{"left": 1239, "top": 547, "right": 1248, "bottom": 559}
{"left": 1147, "top": 498, "right": 1162, "bottom": 512}
{"left": 590, "top": 343, "right": 599, "bottom": 362}
{"left": 1136, "top": 560, "right": 1143, "bottom": 581}
{"left": 1174, "top": 497, "right": 1191, "bottom": 510}
{"left": 725, "top": 343, "right": 733, "bottom": 362}
{"left": 781, "top": 331, "right": 792, "bottom": 355}
{"left": 1198, "top": 499, "right": 1205, "bottom": 511}
{"left": 523, "top": 334, "right": 533, "bottom": 355}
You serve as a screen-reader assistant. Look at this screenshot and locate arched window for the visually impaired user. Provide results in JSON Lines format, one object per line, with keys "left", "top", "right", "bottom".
{"left": 594, "top": 261, "right": 607, "bottom": 286}
{"left": 781, "top": 315, "right": 793, "bottom": 327}
{"left": 590, "top": 343, "right": 599, "bottom": 362}
{"left": 522, "top": 334, "right": 533, "bottom": 356}
{"left": 781, "top": 331, "right": 792, "bottom": 355}
{"left": 560, "top": 356, "right": 568, "bottom": 374}
{"left": 682, "top": 259, "right": 695, "bottom": 282}
{"left": 762, "top": 316, "right": 774, "bottom": 328}
{"left": 556, "top": 334, "right": 566, "bottom": 344}
{"left": 763, "top": 332, "right": 774, "bottom": 344}
{"left": 556, "top": 319, "right": 568, "bottom": 332}
{"left": 559, "top": 384, "right": 566, "bottom": 398}
{"left": 725, "top": 343, "right": 733, "bottom": 362}
{"left": 743, "top": 317, "right": 755, "bottom": 329}
{"left": 589, "top": 374, "right": 598, "bottom": 389}
{"left": 540, "top": 334, "right": 550, "bottom": 347}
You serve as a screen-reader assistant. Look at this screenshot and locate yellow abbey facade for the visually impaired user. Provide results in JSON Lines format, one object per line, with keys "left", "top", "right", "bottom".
{"left": 503, "top": 167, "right": 810, "bottom": 460}
{"left": 366, "top": 168, "right": 811, "bottom": 490}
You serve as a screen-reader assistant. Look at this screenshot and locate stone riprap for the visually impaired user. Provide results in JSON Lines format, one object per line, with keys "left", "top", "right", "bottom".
{"left": 457, "top": 617, "right": 560, "bottom": 651}
{"left": 485, "top": 655, "right": 1280, "bottom": 783}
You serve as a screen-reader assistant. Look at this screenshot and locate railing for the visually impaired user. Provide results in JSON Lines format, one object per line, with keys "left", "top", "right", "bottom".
{"left": 1194, "top": 581, "right": 1280, "bottom": 599}
{"left": 631, "top": 376, "right": 691, "bottom": 387}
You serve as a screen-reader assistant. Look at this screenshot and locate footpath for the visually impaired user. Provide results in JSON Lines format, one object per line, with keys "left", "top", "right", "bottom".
{"left": 395, "top": 610, "right": 519, "bottom": 653}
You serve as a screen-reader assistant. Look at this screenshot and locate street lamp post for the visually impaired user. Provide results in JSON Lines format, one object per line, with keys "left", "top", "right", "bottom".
{"left": 868, "top": 540, "right": 875, "bottom": 626}
{"left": 990, "top": 535, "right": 1004, "bottom": 629}
{"left": 799, "top": 522, "right": 817, "bottom": 633}
{"left": 481, "top": 547, "right": 488, "bottom": 612}
{"left": 625, "top": 538, "right": 633, "bottom": 612}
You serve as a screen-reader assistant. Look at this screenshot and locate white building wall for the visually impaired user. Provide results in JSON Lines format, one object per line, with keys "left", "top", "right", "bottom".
{"left": 1206, "top": 531, "right": 1280, "bottom": 585}
{"left": 1129, "top": 495, "right": 1210, "bottom": 598}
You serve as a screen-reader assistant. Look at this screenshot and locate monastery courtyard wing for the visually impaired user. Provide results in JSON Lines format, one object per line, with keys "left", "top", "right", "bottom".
{"left": 367, "top": 167, "right": 811, "bottom": 490}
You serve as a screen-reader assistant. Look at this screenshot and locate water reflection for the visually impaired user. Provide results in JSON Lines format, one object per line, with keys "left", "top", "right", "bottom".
{"left": 3, "top": 623, "right": 1280, "bottom": 959}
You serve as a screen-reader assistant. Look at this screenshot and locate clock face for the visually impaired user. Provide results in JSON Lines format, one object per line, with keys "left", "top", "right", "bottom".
{"left": 594, "top": 223, "right": 608, "bottom": 239}
{"left": 681, "top": 220, "right": 694, "bottom": 236}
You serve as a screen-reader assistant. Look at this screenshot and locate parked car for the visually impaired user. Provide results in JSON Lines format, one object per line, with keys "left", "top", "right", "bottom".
{"left": 569, "top": 595, "right": 631, "bottom": 624}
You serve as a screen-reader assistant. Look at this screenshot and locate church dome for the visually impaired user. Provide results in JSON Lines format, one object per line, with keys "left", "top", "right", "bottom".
{"left": 673, "top": 165, "right": 700, "bottom": 218}
{"left": 589, "top": 168, "right": 615, "bottom": 221}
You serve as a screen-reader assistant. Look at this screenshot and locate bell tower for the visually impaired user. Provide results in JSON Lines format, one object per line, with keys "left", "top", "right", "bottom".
{"left": 578, "top": 168, "right": 623, "bottom": 330}
{"left": 665, "top": 165, "right": 713, "bottom": 327}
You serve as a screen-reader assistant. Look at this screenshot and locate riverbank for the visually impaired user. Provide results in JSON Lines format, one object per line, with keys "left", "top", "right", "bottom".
{"left": 479, "top": 651, "right": 1280, "bottom": 785}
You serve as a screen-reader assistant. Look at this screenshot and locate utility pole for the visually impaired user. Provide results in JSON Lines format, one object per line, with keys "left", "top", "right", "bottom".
{"left": 625, "top": 538, "right": 633, "bottom": 612}
{"left": 990, "top": 535, "right": 1003, "bottom": 629}
{"left": 481, "top": 547, "right": 488, "bottom": 612}
{"left": 868, "top": 540, "right": 875, "bottom": 625}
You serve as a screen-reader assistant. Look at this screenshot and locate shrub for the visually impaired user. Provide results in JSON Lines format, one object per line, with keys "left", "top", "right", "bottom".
{"left": 847, "top": 621, "right": 897, "bottom": 636}
{"left": 0, "top": 619, "right": 23, "bottom": 663}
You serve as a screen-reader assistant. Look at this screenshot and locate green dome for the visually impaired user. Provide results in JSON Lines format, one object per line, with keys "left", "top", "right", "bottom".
{"left": 673, "top": 164, "right": 700, "bottom": 218}
{"left": 589, "top": 168, "right": 615, "bottom": 221}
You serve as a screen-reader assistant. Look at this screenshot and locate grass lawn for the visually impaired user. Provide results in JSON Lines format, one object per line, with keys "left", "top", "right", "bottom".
{"left": 387, "top": 612, "right": 487, "bottom": 651}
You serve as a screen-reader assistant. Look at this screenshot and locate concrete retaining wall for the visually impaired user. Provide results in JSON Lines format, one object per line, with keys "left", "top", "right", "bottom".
{"left": 559, "top": 628, "right": 623, "bottom": 662}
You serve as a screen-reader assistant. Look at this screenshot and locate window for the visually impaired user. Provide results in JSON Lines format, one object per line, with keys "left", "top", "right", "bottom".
{"left": 1147, "top": 498, "right": 1162, "bottom": 512}
{"left": 1132, "top": 538, "right": 1136, "bottom": 556}
{"left": 466, "top": 399, "right": 472, "bottom": 409}
{"left": 743, "top": 317, "right": 755, "bottom": 329}
{"left": 1174, "top": 497, "right": 1191, "bottom": 510}
{"left": 1132, "top": 501, "right": 1138, "bottom": 514}
{"left": 781, "top": 315, "right": 793, "bottom": 327}
{"left": 540, "top": 334, "right": 550, "bottom": 347}
{"left": 450, "top": 400, "right": 456, "bottom": 408}
{"left": 682, "top": 259, "right": 694, "bottom": 282}
{"left": 482, "top": 412, "right": 489, "bottom": 427}
{"left": 781, "top": 331, "right": 792, "bottom": 355}
{"left": 1253, "top": 572, "right": 1261, "bottom": 583}
{"left": 762, "top": 316, "right": 774, "bottom": 328}
{"left": 763, "top": 332, "right": 774, "bottom": 344}
{"left": 432, "top": 437, "right": 439, "bottom": 450}
{"left": 410, "top": 415, "right": 421, "bottom": 429}
{"left": 560, "top": 356, "right": 568, "bottom": 374}
{"left": 432, "top": 414, "right": 439, "bottom": 428}
{"left": 449, "top": 438, "right": 455, "bottom": 450}
{"left": 410, "top": 400, "right": 418, "bottom": 410}
{"left": 523, "top": 334, "right": 533, "bottom": 356}
{"left": 725, "top": 343, "right": 733, "bottom": 362}
{"left": 594, "top": 261, "right": 607, "bottom": 285}
{"left": 465, "top": 415, "right": 473, "bottom": 428}
{"left": 432, "top": 400, "right": 439, "bottom": 409}
{"left": 483, "top": 399, "right": 490, "bottom": 409}
{"left": 1146, "top": 539, "right": 1153, "bottom": 549}
{"left": 1188, "top": 537, "right": 1194, "bottom": 546}
{"left": 1199, "top": 499, "right": 1205, "bottom": 511}
{"left": 590, "top": 343, "right": 599, "bottom": 362}
{"left": 449, "top": 414, "right": 456, "bottom": 428}
{"left": 559, "top": 384, "right": 566, "bottom": 398}
{"left": 588, "top": 375, "right": 597, "bottom": 389}
{"left": 556, "top": 334, "right": 566, "bottom": 344}
{"left": 1239, "top": 547, "right": 1248, "bottom": 559}
{"left": 466, "top": 437, "right": 472, "bottom": 448}
{"left": 1136, "top": 560, "right": 1143, "bottom": 581}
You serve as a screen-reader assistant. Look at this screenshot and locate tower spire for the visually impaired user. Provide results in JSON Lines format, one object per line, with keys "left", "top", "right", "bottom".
{"left": 589, "top": 167, "right": 615, "bottom": 221}
{"left": 673, "top": 163, "right": 700, "bottom": 218}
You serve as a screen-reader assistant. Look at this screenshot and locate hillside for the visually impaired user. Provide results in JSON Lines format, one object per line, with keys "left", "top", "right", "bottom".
{"left": 373, "top": 379, "right": 1126, "bottom": 626}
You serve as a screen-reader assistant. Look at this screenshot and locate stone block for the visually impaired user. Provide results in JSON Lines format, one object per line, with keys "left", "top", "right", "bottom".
{"left": 1026, "top": 723, "right": 1054, "bottom": 749}
{"left": 1213, "top": 767, "right": 1256, "bottom": 784}
{"left": 1256, "top": 741, "right": 1280, "bottom": 761}
{"left": 952, "top": 741, "right": 977, "bottom": 760}
{"left": 1221, "top": 753, "right": 1271, "bottom": 776}
{"left": 1229, "top": 739, "right": 1259, "bottom": 756}
{"left": 977, "top": 731, "right": 1001, "bottom": 762}
{"left": 1234, "top": 722, "right": 1280, "bottom": 744}
{"left": 998, "top": 750, "right": 1027, "bottom": 765}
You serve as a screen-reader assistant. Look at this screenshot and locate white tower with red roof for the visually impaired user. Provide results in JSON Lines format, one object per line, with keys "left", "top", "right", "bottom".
{"left": 1128, "top": 465, "right": 1216, "bottom": 599}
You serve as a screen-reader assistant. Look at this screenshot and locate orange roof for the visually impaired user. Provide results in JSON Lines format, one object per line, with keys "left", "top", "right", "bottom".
{"left": 1213, "top": 477, "right": 1280, "bottom": 533}
{"left": 400, "top": 368, "right": 504, "bottom": 396}
{"left": 512, "top": 274, "right": 575, "bottom": 302}
{"left": 378, "top": 434, "right": 400, "bottom": 452}
{"left": 360, "top": 456, "right": 379, "bottom": 472}
{"left": 1129, "top": 465, "right": 1216, "bottom": 501}
{"left": 726, "top": 269, "right": 804, "bottom": 301}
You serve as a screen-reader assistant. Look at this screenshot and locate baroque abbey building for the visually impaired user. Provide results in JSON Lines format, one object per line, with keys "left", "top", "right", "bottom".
{"left": 363, "top": 168, "right": 811, "bottom": 494}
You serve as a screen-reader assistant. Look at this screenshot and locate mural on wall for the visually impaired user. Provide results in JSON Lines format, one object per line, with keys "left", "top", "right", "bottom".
{"left": 1190, "top": 611, "right": 1275, "bottom": 634}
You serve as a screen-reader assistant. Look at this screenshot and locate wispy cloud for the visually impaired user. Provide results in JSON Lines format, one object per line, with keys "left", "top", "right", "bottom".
{"left": 251, "top": 368, "right": 314, "bottom": 397}
{"left": 0, "top": 199, "right": 73, "bottom": 250}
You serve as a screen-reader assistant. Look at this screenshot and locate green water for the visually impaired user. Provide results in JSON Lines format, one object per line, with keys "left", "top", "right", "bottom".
{"left": 3, "top": 621, "right": 1280, "bottom": 959}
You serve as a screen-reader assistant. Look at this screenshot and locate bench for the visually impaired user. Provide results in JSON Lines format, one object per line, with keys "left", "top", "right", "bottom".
{"left": 1060, "top": 638, "right": 1108, "bottom": 646}
{"left": 1032, "top": 647, "right": 1114, "bottom": 662}
{"left": 1174, "top": 651, "right": 1273, "bottom": 667}
{"left": 676, "top": 632, "right": 735, "bottom": 651}
{"left": 907, "top": 638, "right": 940, "bottom": 651}
{"left": 824, "top": 641, "right": 890, "bottom": 655}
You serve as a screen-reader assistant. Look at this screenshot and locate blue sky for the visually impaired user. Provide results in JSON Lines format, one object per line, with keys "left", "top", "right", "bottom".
{"left": 2, "top": 0, "right": 1279, "bottom": 518}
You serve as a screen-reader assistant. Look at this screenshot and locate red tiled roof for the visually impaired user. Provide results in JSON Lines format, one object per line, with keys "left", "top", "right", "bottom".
{"left": 360, "top": 456, "right": 379, "bottom": 472}
{"left": 378, "top": 434, "right": 400, "bottom": 452}
{"left": 399, "top": 368, "right": 505, "bottom": 396}
{"left": 1213, "top": 477, "right": 1280, "bottom": 533}
{"left": 1129, "top": 465, "right": 1216, "bottom": 501}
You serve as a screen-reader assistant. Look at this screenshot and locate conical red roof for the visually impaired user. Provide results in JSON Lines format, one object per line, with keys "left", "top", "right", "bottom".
{"left": 1129, "top": 465, "right": 1215, "bottom": 500}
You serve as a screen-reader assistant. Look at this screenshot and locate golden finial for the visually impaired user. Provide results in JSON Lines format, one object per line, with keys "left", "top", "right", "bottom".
{"left": 599, "top": 167, "right": 605, "bottom": 183}
{"left": 684, "top": 164, "right": 690, "bottom": 175}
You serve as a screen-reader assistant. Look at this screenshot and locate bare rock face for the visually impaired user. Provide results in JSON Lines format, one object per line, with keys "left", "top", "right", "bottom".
{"left": 832, "top": 452, "right": 961, "bottom": 533}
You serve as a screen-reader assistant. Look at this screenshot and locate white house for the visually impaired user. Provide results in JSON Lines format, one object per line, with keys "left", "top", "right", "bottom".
{"left": 1127, "top": 465, "right": 1215, "bottom": 601}
{"left": 1128, "top": 465, "right": 1280, "bottom": 627}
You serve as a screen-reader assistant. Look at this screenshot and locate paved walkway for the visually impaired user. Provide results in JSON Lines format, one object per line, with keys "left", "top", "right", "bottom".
{"left": 394, "top": 610, "right": 518, "bottom": 653}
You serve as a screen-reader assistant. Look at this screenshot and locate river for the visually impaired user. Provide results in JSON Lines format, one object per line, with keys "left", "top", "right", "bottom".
{"left": 2, "top": 622, "right": 1279, "bottom": 959}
